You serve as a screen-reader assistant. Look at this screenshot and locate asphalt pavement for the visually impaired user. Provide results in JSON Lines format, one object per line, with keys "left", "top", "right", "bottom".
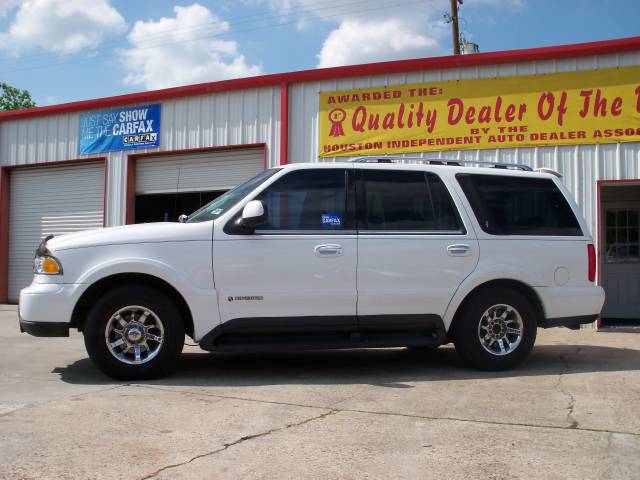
{"left": 0, "top": 304, "right": 638, "bottom": 480}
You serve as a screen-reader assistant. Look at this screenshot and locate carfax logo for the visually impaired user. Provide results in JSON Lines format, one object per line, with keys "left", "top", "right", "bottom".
{"left": 321, "top": 213, "right": 342, "bottom": 228}
{"left": 79, "top": 103, "right": 161, "bottom": 154}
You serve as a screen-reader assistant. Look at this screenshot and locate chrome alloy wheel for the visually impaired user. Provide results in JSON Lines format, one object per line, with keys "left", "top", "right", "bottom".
{"left": 477, "top": 304, "right": 523, "bottom": 356}
{"left": 105, "top": 306, "right": 165, "bottom": 365}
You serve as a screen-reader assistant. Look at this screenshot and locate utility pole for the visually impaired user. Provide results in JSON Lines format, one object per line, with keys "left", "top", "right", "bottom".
{"left": 450, "top": 0, "right": 461, "bottom": 55}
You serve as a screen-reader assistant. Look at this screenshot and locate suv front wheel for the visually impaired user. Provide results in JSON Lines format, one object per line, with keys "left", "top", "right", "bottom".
{"left": 453, "top": 287, "right": 537, "bottom": 370}
{"left": 83, "top": 285, "right": 185, "bottom": 380}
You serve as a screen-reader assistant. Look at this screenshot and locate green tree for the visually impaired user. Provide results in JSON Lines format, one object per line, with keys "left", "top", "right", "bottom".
{"left": 0, "top": 82, "right": 36, "bottom": 111}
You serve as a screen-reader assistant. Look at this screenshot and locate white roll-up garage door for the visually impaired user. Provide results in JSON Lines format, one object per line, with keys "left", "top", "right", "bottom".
{"left": 136, "top": 148, "right": 264, "bottom": 194}
{"left": 8, "top": 162, "right": 105, "bottom": 301}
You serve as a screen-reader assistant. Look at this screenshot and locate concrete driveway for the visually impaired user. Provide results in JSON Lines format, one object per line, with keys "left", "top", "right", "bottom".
{"left": 0, "top": 304, "right": 639, "bottom": 480}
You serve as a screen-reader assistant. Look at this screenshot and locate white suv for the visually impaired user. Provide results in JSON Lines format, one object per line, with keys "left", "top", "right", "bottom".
{"left": 19, "top": 158, "right": 605, "bottom": 379}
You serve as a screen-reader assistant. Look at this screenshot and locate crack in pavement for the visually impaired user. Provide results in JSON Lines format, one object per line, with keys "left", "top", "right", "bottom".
{"left": 138, "top": 408, "right": 337, "bottom": 480}
{"left": 602, "top": 432, "right": 614, "bottom": 479}
{"left": 326, "top": 384, "right": 372, "bottom": 409}
{"left": 134, "top": 384, "right": 640, "bottom": 438}
{"left": 557, "top": 346, "right": 582, "bottom": 429}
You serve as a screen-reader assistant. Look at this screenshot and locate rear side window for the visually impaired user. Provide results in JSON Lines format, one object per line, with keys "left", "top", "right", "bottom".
{"left": 255, "top": 169, "right": 348, "bottom": 231}
{"left": 456, "top": 174, "right": 582, "bottom": 236}
{"left": 362, "top": 170, "right": 463, "bottom": 232}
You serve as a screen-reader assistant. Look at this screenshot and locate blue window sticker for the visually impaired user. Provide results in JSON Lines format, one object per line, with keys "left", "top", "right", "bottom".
{"left": 321, "top": 213, "right": 342, "bottom": 228}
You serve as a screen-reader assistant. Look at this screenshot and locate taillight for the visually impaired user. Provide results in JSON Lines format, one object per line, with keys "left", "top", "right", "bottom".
{"left": 587, "top": 244, "right": 596, "bottom": 283}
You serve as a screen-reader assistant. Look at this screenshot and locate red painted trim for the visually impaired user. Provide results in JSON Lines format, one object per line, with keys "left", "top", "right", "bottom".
{"left": 125, "top": 143, "right": 267, "bottom": 225}
{"left": 1, "top": 36, "right": 638, "bottom": 122}
{"left": 596, "top": 181, "right": 602, "bottom": 329}
{"left": 0, "top": 157, "right": 107, "bottom": 302}
{"left": 125, "top": 156, "right": 136, "bottom": 225}
{"left": 596, "top": 179, "right": 640, "bottom": 185}
{"left": 5, "top": 157, "right": 106, "bottom": 170}
{"left": 595, "top": 178, "right": 640, "bottom": 329}
{"left": 0, "top": 167, "right": 10, "bottom": 303}
{"left": 103, "top": 160, "right": 108, "bottom": 228}
{"left": 280, "top": 82, "right": 289, "bottom": 166}
{"left": 127, "top": 143, "right": 266, "bottom": 160}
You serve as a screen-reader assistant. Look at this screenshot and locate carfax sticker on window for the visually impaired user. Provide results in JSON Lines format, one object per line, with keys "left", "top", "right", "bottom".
{"left": 321, "top": 213, "right": 342, "bottom": 228}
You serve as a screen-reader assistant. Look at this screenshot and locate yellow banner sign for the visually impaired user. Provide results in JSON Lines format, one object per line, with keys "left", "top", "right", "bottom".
{"left": 319, "top": 65, "right": 640, "bottom": 157}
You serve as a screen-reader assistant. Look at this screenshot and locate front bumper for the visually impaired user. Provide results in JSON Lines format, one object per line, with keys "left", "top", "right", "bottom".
{"left": 19, "top": 318, "right": 69, "bottom": 337}
{"left": 19, "top": 281, "right": 78, "bottom": 337}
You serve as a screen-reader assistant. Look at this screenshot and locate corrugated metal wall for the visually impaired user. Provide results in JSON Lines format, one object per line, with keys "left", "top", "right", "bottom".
{"left": 1, "top": 51, "right": 639, "bottom": 240}
{"left": 288, "top": 51, "right": 640, "bottom": 242}
{"left": 0, "top": 86, "right": 281, "bottom": 226}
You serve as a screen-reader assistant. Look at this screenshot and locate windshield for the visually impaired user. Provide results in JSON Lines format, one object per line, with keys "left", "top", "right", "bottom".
{"left": 186, "top": 168, "right": 281, "bottom": 223}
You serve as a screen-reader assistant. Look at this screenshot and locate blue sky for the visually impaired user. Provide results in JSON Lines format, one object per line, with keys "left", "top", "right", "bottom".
{"left": 0, "top": 0, "right": 638, "bottom": 106}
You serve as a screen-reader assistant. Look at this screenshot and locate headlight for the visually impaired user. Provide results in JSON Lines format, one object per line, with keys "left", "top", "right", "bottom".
{"left": 33, "top": 255, "right": 63, "bottom": 275}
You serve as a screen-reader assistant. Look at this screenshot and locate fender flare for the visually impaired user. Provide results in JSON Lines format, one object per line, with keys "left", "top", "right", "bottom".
{"left": 443, "top": 264, "right": 546, "bottom": 330}
{"left": 71, "top": 257, "right": 219, "bottom": 340}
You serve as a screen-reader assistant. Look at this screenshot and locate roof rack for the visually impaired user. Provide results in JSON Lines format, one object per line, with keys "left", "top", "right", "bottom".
{"left": 348, "top": 155, "right": 533, "bottom": 172}
{"left": 534, "top": 167, "right": 563, "bottom": 178}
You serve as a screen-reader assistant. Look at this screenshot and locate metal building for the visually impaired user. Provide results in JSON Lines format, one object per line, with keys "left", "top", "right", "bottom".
{"left": 1, "top": 36, "right": 639, "bottom": 325}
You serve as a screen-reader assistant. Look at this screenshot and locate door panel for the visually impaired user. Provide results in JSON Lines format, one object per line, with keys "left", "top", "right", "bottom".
{"left": 212, "top": 168, "right": 357, "bottom": 329}
{"left": 357, "top": 235, "right": 478, "bottom": 319}
{"left": 356, "top": 169, "right": 478, "bottom": 322}
{"left": 601, "top": 205, "right": 640, "bottom": 319}
{"left": 214, "top": 235, "right": 357, "bottom": 323}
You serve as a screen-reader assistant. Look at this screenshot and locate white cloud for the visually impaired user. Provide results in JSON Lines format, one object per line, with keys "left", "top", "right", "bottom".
{"left": 0, "top": 0, "right": 126, "bottom": 54}
{"left": 0, "top": 0, "right": 21, "bottom": 18}
{"left": 317, "top": 19, "right": 440, "bottom": 68}
{"left": 263, "top": 0, "right": 526, "bottom": 68}
{"left": 120, "top": 4, "right": 262, "bottom": 90}
{"left": 263, "top": 0, "right": 449, "bottom": 68}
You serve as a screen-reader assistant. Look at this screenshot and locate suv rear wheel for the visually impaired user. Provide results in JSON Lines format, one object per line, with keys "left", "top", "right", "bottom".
{"left": 453, "top": 287, "right": 537, "bottom": 370}
{"left": 83, "top": 285, "right": 185, "bottom": 380}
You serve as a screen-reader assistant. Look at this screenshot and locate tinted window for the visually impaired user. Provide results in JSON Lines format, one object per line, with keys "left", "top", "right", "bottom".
{"left": 256, "top": 169, "right": 347, "bottom": 231}
{"left": 456, "top": 174, "right": 582, "bottom": 236}
{"left": 362, "top": 170, "right": 462, "bottom": 232}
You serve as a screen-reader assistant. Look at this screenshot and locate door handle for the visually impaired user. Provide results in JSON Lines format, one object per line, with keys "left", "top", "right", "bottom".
{"left": 447, "top": 244, "right": 471, "bottom": 256}
{"left": 314, "top": 244, "right": 343, "bottom": 257}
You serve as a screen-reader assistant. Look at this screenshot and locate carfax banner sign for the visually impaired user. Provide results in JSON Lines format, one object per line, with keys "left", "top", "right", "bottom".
{"left": 319, "top": 65, "right": 640, "bottom": 156}
{"left": 79, "top": 103, "right": 161, "bottom": 154}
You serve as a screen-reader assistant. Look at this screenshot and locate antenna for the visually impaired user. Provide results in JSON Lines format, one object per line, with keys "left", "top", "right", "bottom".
{"left": 460, "top": 33, "right": 480, "bottom": 54}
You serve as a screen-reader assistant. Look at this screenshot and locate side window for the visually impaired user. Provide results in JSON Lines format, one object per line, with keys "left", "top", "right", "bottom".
{"left": 456, "top": 173, "right": 583, "bottom": 236}
{"left": 255, "top": 169, "right": 347, "bottom": 231}
{"left": 361, "top": 170, "right": 463, "bottom": 232}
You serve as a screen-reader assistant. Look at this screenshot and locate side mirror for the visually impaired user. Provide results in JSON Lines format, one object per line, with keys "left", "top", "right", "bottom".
{"left": 239, "top": 200, "right": 267, "bottom": 232}
{"left": 178, "top": 214, "right": 188, "bottom": 223}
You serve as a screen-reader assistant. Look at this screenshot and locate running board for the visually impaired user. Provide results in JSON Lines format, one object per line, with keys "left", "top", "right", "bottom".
{"left": 200, "top": 330, "right": 445, "bottom": 352}
{"left": 198, "top": 314, "right": 447, "bottom": 352}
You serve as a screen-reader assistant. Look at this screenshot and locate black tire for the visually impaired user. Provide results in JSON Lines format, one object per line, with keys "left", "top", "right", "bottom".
{"left": 83, "top": 285, "right": 185, "bottom": 380}
{"left": 453, "top": 287, "right": 537, "bottom": 371}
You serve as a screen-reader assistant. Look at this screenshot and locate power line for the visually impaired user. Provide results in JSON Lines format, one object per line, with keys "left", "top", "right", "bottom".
{"left": 0, "top": 0, "right": 427, "bottom": 75}
{"left": 0, "top": 0, "right": 386, "bottom": 68}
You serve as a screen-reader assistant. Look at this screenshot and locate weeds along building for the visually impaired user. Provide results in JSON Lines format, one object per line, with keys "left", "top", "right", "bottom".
{"left": 1, "top": 36, "right": 639, "bottom": 323}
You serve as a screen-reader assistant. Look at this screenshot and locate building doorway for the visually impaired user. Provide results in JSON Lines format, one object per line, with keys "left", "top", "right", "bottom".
{"left": 135, "top": 190, "right": 224, "bottom": 223}
{"left": 599, "top": 182, "right": 640, "bottom": 327}
{"left": 130, "top": 147, "right": 265, "bottom": 224}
